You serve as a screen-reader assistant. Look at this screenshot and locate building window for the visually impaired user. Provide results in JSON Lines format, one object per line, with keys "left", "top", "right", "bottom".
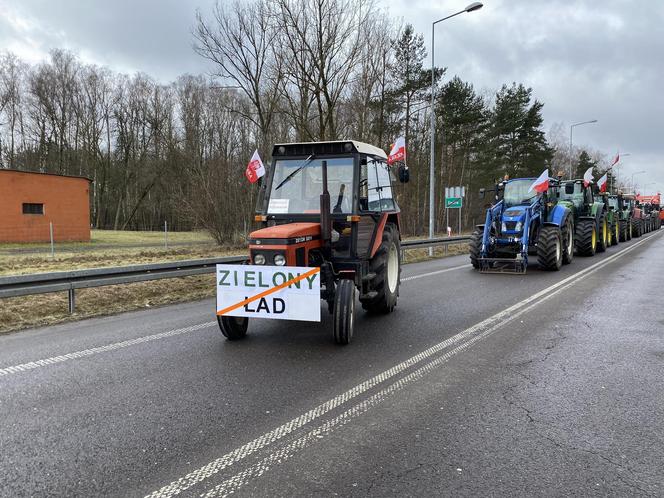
{"left": 23, "top": 203, "right": 44, "bottom": 215}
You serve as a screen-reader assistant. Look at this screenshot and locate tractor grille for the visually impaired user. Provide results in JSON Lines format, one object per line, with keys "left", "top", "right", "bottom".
{"left": 503, "top": 221, "right": 518, "bottom": 231}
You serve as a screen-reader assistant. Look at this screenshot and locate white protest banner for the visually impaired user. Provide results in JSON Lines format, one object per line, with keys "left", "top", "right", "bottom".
{"left": 216, "top": 265, "right": 321, "bottom": 322}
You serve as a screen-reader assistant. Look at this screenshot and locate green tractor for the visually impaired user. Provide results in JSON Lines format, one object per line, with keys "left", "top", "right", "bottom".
{"left": 597, "top": 192, "right": 621, "bottom": 246}
{"left": 557, "top": 179, "right": 609, "bottom": 256}
{"left": 610, "top": 193, "right": 633, "bottom": 242}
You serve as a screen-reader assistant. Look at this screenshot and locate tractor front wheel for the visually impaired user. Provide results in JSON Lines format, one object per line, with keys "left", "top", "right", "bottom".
{"left": 596, "top": 213, "right": 608, "bottom": 253}
{"left": 612, "top": 220, "right": 620, "bottom": 246}
{"left": 361, "top": 223, "right": 400, "bottom": 314}
{"left": 218, "top": 315, "right": 248, "bottom": 341}
{"left": 333, "top": 279, "right": 355, "bottom": 345}
{"left": 627, "top": 218, "right": 633, "bottom": 240}
{"left": 537, "top": 226, "right": 563, "bottom": 271}
{"left": 576, "top": 219, "right": 597, "bottom": 256}
{"left": 619, "top": 220, "right": 627, "bottom": 242}
{"left": 469, "top": 228, "right": 483, "bottom": 269}
{"left": 632, "top": 219, "right": 642, "bottom": 238}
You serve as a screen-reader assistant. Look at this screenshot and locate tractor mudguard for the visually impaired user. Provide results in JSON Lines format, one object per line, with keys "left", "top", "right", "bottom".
{"left": 545, "top": 205, "right": 570, "bottom": 227}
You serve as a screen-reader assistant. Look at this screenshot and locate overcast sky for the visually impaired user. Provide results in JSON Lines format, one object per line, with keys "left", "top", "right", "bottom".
{"left": 1, "top": 0, "right": 661, "bottom": 192}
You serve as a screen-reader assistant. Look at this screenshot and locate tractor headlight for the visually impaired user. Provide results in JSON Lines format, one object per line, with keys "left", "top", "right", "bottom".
{"left": 273, "top": 254, "right": 286, "bottom": 266}
{"left": 515, "top": 221, "right": 523, "bottom": 232}
{"left": 254, "top": 253, "right": 266, "bottom": 265}
{"left": 501, "top": 222, "right": 507, "bottom": 232}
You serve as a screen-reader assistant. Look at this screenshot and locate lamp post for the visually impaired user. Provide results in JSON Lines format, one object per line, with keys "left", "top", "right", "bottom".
{"left": 429, "top": 2, "right": 483, "bottom": 252}
{"left": 569, "top": 120, "right": 598, "bottom": 177}
{"left": 631, "top": 171, "right": 645, "bottom": 193}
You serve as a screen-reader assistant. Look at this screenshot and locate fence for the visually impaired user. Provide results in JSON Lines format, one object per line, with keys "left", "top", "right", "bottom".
{"left": 0, "top": 236, "right": 471, "bottom": 314}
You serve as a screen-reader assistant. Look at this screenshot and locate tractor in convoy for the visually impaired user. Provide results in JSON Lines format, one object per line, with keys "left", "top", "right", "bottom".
{"left": 597, "top": 192, "right": 621, "bottom": 246}
{"left": 608, "top": 193, "right": 633, "bottom": 242}
{"left": 557, "top": 179, "right": 608, "bottom": 256}
{"left": 469, "top": 175, "right": 574, "bottom": 273}
{"left": 631, "top": 197, "right": 647, "bottom": 237}
{"left": 217, "top": 140, "right": 409, "bottom": 345}
{"left": 637, "top": 194, "right": 662, "bottom": 231}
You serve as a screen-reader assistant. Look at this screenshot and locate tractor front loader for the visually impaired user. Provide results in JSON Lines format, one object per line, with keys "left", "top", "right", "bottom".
{"left": 469, "top": 177, "right": 573, "bottom": 273}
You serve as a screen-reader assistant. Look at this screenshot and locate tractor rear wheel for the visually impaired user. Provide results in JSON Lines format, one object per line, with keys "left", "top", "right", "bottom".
{"left": 333, "top": 279, "right": 355, "bottom": 345}
{"left": 619, "top": 220, "right": 627, "bottom": 242}
{"left": 632, "top": 219, "right": 642, "bottom": 238}
{"left": 218, "top": 315, "right": 248, "bottom": 340}
{"left": 469, "top": 228, "right": 483, "bottom": 269}
{"left": 361, "top": 223, "right": 400, "bottom": 314}
{"left": 596, "top": 213, "right": 608, "bottom": 253}
{"left": 562, "top": 216, "right": 574, "bottom": 265}
{"left": 612, "top": 220, "right": 620, "bottom": 246}
{"left": 537, "top": 226, "right": 563, "bottom": 271}
{"left": 576, "top": 219, "right": 596, "bottom": 256}
{"left": 627, "top": 219, "right": 633, "bottom": 240}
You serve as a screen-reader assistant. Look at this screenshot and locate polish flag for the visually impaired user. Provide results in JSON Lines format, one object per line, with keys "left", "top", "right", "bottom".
{"left": 598, "top": 172, "right": 608, "bottom": 192}
{"left": 245, "top": 149, "right": 265, "bottom": 184}
{"left": 609, "top": 153, "right": 620, "bottom": 168}
{"left": 387, "top": 136, "right": 406, "bottom": 165}
{"left": 528, "top": 169, "right": 550, "bottom": 193}
{"left": 583, "top": 167, "right": 594, "bottom": 187}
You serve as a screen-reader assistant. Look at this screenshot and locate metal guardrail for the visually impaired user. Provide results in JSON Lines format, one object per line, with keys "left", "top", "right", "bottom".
{"left": 0, "top": 236, "right": 470, "bottom": 313}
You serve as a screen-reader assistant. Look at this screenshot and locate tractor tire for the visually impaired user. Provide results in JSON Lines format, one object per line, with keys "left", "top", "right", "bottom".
{"left": 333, "top": 279, "right": 355, "bottom": 345}
{"left": 627, "top": 218, "right": 633, "bottom": 240}
{"left": 361, "top": 223, "right": 400, "bottom": 314}
{"left": 469, "top": 228, "right": 483, "bottom": 269}
{"left": 619, "top": 220, "right": 627, "bottom": 242}
{"left": 537, "top": 226, "right": 563, "bottom": 271}
{"left": 576, "top": 219, "right": 597, "bottom": 256}
{"left": 562, "top": 215, "right": 574, "bottom": 265}
{"left": 596, "top": 213, "right": 608, "bottom": 253}
{"left": 632, "top": 219, "right": 642, "bottom": 238}
{"left": 218, "top": 315, "right": 248, "bottom": 341}
{"left": 611, "top": 220, "right": 620, "bottom": 246}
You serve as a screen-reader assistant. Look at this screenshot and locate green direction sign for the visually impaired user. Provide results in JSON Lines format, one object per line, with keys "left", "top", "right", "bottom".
{"left": 445, "top": 197, "right": 463, "bottom": 208}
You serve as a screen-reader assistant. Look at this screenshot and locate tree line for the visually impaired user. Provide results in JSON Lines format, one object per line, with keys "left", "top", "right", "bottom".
{"left": 0, "top": 0, "right": 613, "bottom": 241}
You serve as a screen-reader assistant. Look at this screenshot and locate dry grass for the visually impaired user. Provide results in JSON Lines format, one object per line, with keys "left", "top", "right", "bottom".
{"left": 0, "top": 232, "right": 471, "bottom": 335}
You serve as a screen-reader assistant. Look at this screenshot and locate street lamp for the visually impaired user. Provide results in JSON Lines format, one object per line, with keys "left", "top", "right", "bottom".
{"left": 569, "top": 119, "right": 598, "bottom": 177}
{"left": 631, "top": 170, "right": 645, "bottom": 193}
{"left": 429, "top": 2, "right": 483, "bottom": 251}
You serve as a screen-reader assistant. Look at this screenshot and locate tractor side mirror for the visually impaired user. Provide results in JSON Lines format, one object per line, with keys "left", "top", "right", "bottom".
{"left": 397, "top": 164, "right": 409, "bottom": 183}
{"left": 479, "top": 188, "right": 485, "bottom": 200}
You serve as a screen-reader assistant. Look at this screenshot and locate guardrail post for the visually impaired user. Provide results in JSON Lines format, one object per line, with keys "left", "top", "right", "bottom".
{"left": 68, "top": 288, "right": 76, "bottom": 314}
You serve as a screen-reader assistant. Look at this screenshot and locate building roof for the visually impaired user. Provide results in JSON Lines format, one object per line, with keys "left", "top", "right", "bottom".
{"left": 0, "top": 168, "right": 92, "bottom": 182}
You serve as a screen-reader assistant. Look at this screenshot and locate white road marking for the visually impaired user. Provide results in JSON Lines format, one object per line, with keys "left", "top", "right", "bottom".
{"left": 0, "top": 322, "right": 215, "bottom": 377}
{"left": 401, "top": 264, "right": 468, "bottom": 281}
{"left": 147, "top": 232, "right": 661, "bottom": 498}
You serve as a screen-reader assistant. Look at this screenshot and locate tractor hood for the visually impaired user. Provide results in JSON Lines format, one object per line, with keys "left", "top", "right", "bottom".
{"left": 503, "top": 207, "right": 526, "bottom": 221}
{"left": 250, "top": 222, "right": 321, "bottom": 243}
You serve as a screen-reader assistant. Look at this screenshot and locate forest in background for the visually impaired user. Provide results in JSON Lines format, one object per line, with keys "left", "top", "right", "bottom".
{"left": 0, "top": 0, "right": 615, "bottom": 242}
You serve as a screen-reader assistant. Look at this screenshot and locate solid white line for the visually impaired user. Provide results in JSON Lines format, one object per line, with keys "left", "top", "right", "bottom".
{"left": 0, "top": 322, "right": 215, "bottom": 377}
{"left": 147, "top": 231, "right": 661, "bottom": 498}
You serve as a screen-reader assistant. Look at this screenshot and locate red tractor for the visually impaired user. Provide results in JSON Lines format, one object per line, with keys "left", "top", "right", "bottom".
{"left": 218, "top": 141, "right": 409, "bottom": 344}
{"left": 636, "top": 194, "right": 662, "bottom": 231}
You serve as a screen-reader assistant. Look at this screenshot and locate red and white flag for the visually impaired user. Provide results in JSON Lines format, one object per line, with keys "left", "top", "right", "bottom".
{"left": 598, "top": 172, "right": 608, "bottom": 192}
{"left": 528, "top": 169, "right": 549, "bottom": 193}
{"left": 387, "top": 136, "right": 406, "bottom": 165}
{"left": 245, "top": 149, "right": 265, "bottom": 184}
{"left": 583, "top": 167, "right": 594, "bottom": 187}
{"left": 609, "top": 153, "right": 620, "bottom": 168}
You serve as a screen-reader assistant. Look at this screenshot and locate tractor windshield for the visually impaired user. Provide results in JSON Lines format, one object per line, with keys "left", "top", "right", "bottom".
{"left": 608, "top": 196, "right": 619, "bottom": 210}
{"left": 267, "top": 157, "right": 354, "bottom": 214}
{"left": 559, "top": 182, "right": 586, "bottom": 206}
{"left": 503, "top": 180, "right": 538, "bottom": 207}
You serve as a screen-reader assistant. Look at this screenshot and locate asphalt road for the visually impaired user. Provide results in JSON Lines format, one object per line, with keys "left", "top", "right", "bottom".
{"left": 1, "top": 230, "right": 663, "bottom": 497}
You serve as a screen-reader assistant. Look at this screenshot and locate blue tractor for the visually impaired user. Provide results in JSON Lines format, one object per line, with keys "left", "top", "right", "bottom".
{"left": 469, "top": 176, "right": 575, "bottom": 273}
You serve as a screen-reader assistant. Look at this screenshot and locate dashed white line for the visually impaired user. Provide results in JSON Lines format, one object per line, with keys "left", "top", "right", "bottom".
{"left": 0, "top": 321, "right": 215, "bottom": 377}
{"left": 147, "top": 232, "right": 661, "bottom": 498}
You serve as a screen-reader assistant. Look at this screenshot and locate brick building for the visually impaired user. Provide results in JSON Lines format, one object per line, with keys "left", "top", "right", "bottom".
{"left": 0, "top": 169, "right": 92, "bottom": 243}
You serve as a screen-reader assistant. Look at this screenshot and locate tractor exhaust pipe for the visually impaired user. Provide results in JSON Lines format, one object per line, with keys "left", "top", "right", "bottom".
{"left": 320, "top": 160, "right": 331, "bottom": 251}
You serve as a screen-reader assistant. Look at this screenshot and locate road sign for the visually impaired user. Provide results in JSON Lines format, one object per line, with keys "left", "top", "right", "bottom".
{"left": 216, "top": 265, "right": 321, "bottom": 322}
{"left": 445, "top": 197, "right": 463, "bottom": 208}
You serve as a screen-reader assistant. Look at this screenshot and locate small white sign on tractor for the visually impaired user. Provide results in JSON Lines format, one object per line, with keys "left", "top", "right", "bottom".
{"left": 216, "top": 265, "right": 321, "bottom": 322}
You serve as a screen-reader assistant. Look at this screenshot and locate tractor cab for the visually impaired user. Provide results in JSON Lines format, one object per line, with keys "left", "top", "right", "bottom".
{"left": 558, "top": 180, "right": 593, "bottom": 210}
{"left": 218, "top": 140, "right": 408, "bottom": 345}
